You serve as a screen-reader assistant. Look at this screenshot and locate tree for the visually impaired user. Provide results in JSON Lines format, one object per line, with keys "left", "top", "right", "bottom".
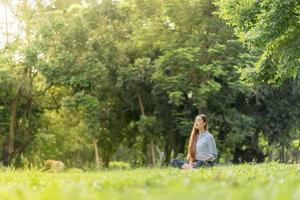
{"left": 215, "top": 0, "right": 300, "bottom": 83}
{"left": 0, "top": 1, "right": 47, "bottom": 165}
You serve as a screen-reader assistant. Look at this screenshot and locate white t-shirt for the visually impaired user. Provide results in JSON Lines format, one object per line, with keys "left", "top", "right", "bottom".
{"left": 195, "top": 131, "right": 218, "bottom": 161}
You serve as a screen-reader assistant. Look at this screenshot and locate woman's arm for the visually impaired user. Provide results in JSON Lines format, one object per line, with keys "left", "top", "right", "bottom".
{"left": 207, "top": 135, "right": 218, "bottom": 160}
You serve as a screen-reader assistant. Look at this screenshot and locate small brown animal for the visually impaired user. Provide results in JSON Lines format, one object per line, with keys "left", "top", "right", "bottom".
{"left": 44, "top": 159, "right": 65, "bottom": 172}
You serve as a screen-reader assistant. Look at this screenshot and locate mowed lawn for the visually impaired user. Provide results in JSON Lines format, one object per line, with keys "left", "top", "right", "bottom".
{"left": 0, "top": 163, "right": 299, "bottom": 200}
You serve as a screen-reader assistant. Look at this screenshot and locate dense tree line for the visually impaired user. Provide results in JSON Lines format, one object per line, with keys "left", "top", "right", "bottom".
{"left": 0, "top": 0, "right": 299, "bottom": 168}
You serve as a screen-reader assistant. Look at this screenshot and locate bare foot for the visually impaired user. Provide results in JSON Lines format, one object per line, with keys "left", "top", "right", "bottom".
{"left": 181, "top": 163, "right": 192, "bottom": 169}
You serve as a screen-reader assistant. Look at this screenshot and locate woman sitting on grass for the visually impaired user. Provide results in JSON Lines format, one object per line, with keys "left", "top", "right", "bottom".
{"left": 171, "top": 114, "right": 218, "bottom": 169}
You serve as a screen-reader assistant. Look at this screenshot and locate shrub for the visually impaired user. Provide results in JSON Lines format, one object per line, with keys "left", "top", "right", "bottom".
{"left": 109, "top": 161, "right": 131, "bottom": 170}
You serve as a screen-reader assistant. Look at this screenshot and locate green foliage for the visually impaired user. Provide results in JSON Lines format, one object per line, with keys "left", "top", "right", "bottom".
{"left": 215, "top": 0, "right": 300, "bottom": 82}
{"left": 168, "top": 91, "right": 185, "bottom": 106}
{"left": 109, "top": 161, "right": 131, "bottom": 170}
{"left": 255, "top": 80, "right": 300, "bottom": 146}
{"left": 24, "top": 109, "right": 93, "bottom": 168}
{"left": 1, "top": 0, "right": 299, "bottom": 168}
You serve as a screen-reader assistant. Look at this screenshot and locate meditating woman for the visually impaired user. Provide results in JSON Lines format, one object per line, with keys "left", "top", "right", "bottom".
{"left": 171, "top": 114, "right": 218, "bottom": 169}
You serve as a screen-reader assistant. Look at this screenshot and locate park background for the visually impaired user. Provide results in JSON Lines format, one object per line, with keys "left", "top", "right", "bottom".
{"left": 0, "top": 0, "right": 299, "bottom": 170}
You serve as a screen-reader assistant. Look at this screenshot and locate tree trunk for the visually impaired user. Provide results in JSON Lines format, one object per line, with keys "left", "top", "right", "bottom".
{"left": 137, "top": 93, "right": 145, "bottom": 116}
{"left": 251, "top": 130, "right": 259, "bottom": 149}
{"left": 173, "top": 132, "right": 182, "bottom": 158}
{"left": 92, "top": 137, "right": 100, "bottom": 169}
{"left": 143, "top": 135, "right": 148, "bottom": 166}
{"left": 137, "top": 93, "right": 156, "bottom": 166}
{"left": 102, "top": 150, "right": 110, "bottom": 168}
{"left": 26, "top": 69, "right": 34, "bottom": 140}
{"left": 2, "top": 139, "right": 9, "bottom": 166}
{"left": 150, "top": 139, "right": 156, "bottom": 166}
{"left": 5, "top": 99, "right": 18, "bottom": 166}
{"left": 164, "top": 142, "right": 171, "bottom": 166}
{"left": 14, "top": 69, "right": 36, "bottom": 160}
{"left": 178, "top": 135, "right": 186, "bottom": 154}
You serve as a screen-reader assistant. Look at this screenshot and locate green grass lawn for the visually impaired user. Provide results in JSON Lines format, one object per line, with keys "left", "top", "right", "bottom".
{"left": 0, "top": 163, "right": 299, "bottom": 200}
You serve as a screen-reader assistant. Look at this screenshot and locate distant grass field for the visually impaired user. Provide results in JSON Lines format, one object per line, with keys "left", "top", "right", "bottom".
{"left": 0, "top": 163, "right": 299, "bottom": 200}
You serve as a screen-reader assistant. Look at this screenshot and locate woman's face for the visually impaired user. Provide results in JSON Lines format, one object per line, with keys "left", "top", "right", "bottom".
{"left": 195, "top": 117, "right": 206, "bottom": 130}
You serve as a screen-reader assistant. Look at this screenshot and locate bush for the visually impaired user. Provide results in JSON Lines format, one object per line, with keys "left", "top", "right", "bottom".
{"left": 109, "top": 161, "right": 131, "bottom": 170}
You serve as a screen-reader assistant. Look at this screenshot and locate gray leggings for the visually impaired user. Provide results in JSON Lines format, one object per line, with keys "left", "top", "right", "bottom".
{"left": 171, "top": 159, "right": 214, "bottom": 169}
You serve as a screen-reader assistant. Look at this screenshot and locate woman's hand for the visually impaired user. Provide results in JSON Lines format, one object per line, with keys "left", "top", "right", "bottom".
{"left": 203, "top": 155, "right": 214, "bottom": 161}
{"left": 194, "top": 121, "right": 198, "bottom": 130}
